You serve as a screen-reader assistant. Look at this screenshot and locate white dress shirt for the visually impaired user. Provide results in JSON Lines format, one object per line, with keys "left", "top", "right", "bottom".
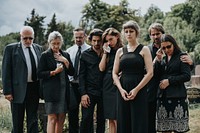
{"left": 22, "top": 44, "right": 38, "bottom": 82}
{"left": 66, "top": 43, "right": 90, "bottom": 82}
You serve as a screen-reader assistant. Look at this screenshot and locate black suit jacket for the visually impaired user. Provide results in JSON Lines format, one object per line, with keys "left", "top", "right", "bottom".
{"left": 155, "top": 52, "right": 191, "bottom": 98}
{"left": 2, "top": 42, "right": 43, "bottom": 103}
{"left": 37, "top": 49, "right": 74, "bottom": 102}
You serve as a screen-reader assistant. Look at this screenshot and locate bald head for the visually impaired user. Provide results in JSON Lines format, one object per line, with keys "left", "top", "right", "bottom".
{"left": 20, "top": 26, "right": 35, "bottom": 47}
{"left": 20, "top": 26, "right": 34, "bottom": 35}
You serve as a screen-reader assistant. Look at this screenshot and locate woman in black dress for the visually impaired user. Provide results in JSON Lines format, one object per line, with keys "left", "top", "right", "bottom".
{"left": 112, "top": 20, "right": 153, "bottom": 133}
{"left": 99, "top": 28, "right": 123, "bottom": 133}
{"left": 155, "top": 34, "right": 191, "bottom": 133}
{"left": 38, "top": 31, "right": 74, "bottom": 133}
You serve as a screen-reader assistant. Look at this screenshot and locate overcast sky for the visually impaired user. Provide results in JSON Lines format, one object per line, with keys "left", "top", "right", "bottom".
{"left": 0, "top": 0, "right": 186, "bottom": 36}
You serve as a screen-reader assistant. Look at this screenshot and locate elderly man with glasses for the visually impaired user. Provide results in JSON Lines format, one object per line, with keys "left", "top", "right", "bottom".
{"left": 2, "top": 26, "right": 43, "bottom": 133}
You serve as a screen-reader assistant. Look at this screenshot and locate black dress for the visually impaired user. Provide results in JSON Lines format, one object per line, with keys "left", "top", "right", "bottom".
{"left": 103, "top": 49, "right": 117, "bottom": 119}
{"left": 117, "top": 44, "right": 148, "bottom": 133}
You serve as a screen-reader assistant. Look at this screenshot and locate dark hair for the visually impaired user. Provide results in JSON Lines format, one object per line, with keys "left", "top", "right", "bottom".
{"left": 88, "top": 28, "right": 103, "bottom": 41}
{"left": 161, "top": 34, "right": 181, "bottom": 54}
{"left": 102, "top": 28, "right": 123, "bottom": 49}
{"left": 148, "top": 23, "right": 165, "bottom": 35}
{"left": 122, "top": 20, "right": 140, "bottom": 37}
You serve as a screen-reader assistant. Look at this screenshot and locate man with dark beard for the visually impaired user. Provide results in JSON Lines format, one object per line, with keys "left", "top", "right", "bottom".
{"left": 147, "top": 23, "right": 165, "bottom": 133}
{"left": 79, "top": 29, "right": 105, "bottom": 133}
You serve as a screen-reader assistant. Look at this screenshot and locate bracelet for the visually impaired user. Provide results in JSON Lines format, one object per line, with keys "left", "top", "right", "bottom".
{"left": 103, "top": 52, "right": 107, "bottom": 54}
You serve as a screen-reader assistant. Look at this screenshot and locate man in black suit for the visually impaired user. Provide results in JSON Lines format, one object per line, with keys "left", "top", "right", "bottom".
{"left": 2, "top": 26, "right": 43, "bottom": 133}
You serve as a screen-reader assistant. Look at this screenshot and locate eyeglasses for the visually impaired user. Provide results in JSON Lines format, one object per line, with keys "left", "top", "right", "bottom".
{"left": 162, "top": 44, "right": 172, "bottom": 50}
{"left": 23, "top": 37, "right": 34, "bottom": 40}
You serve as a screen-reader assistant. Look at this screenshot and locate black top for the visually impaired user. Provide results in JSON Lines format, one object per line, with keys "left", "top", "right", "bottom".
{"left": 155, "top": 52, "right": 191, "bottom": 98}
{"left": 79, "top": 47, "right": 103, "bottom": 96}
{"left": 37, "top": 49, "right": 74, "bottom": 102}
{"left": 105, "top": 48, "right": 117, "bottom": 73}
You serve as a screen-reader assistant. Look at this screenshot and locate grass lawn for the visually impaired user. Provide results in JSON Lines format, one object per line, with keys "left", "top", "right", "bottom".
{"left": 1, "top": 95, "right": 200, "bottom": 133}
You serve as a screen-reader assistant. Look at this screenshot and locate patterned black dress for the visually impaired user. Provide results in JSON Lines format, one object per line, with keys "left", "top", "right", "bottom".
{"left": 117, "top": 44, "right": 148, "bottom": 133}
{"left": 156, "top": 52, "right": 190, "bottom": 132}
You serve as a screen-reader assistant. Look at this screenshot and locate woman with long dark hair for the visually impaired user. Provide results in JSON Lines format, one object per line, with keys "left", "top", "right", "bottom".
{"left": 155, "top": 34, "right": 191, "bottom": 133}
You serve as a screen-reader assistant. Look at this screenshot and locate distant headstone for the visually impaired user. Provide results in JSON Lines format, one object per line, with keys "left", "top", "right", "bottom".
{"left": 191, "top": 75, "right": 200, "bottom": 87}
{"left": 187, "top": 87, "right": 200, "bottom": 103}
{"left": 195, "top": 65, "right": 200, "bottom": 75}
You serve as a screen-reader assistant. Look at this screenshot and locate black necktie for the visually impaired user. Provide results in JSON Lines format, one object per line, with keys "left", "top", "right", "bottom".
{"left": 27, "top": 47, "right": 37, "bottom": 81}
{"left": 73, "top": 46, "right": 81, "bottom": 80}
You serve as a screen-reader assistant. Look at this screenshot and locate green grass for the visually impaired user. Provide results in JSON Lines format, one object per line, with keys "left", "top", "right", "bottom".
{"left": 188, "top": 104, "right": 200, "bottom": 133}
{"left": 0, "top": 106, "right": 12, "bottom": 132}
{"left": 0, "top": 100, "right": 200, "bottom": 133}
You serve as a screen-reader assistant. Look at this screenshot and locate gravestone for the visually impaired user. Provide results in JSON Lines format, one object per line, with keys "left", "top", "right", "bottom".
{"left": 190, "top": 75, "right": 200, "bottom": 87}
{"left": 187, "top": 65, "right": 200, "bottom": 103}
{"left": 187, "top": 87, "right": 200, "bottom": 103}
{"left": 190, "top": 65, "right": 200, "bottom": 87}
{"left": 195, "top": 65, "right": 200, "bottom": 75}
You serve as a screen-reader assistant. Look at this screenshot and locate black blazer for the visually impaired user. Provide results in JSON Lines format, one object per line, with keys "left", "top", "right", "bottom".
{"left": 155, "top": 52, "right": 191, "bottom": 98}
{"left": 2, "top": 42, "right": 43, "bottom": 103}
{"left": 37, "top": 49, "right": 74, "bottom": 102}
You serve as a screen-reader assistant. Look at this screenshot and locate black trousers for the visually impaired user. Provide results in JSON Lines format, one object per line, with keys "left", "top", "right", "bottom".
{"left": 80, "top": 94, "right": 105, "bottom": 133}
{"left": 68, "top": 82, "right": 81, "bottom": 133}
{"left": 148, "top": 100, "right": 157, "bottom": 133}
{"left": 11, "top": 81, "right": 39, "bottom": 133}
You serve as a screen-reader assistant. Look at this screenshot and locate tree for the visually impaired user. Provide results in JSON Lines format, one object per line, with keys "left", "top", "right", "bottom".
{"left": 24, "top": 9, "right": 46, "bottom": 45}
{"left": 80, "top": 0, "right": 110, "bottom": 30}
{"left": 80, "top": 0, "right": 139, "bottom": 31}
{"left": 57, "top": 21, "right": 74, "bottom": 49}
{"left": 188, "top": 0, "right": 200, "bottom": 32}
{"left": 163, "top": 16, "right": 197, "bottom": 52}
{"left": 194, "top": 42, "right": 200, "bottom": 64}
{"left": 143, "top": 4, "right": 164, "bottom": 26}
{"left": 169, "top": 3, "right": 193, "bottom": 24}
{"left": 0, "top": 33, "right": 20, "bottom": 55}
{"left": 46, "top": 13, "right": 58, "bottom": 39}
{"left": 141, "top": 5, "right": 164, "bottom": 43}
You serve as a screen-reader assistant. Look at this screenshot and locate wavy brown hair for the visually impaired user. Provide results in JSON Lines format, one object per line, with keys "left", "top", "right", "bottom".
{"left": 102, "top": 27, "right": 123, "bottom": 50}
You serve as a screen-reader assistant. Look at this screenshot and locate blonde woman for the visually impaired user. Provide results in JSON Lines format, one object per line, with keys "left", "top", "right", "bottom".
{"left": 38, "top": 31, "right": 74, "bottom": 133}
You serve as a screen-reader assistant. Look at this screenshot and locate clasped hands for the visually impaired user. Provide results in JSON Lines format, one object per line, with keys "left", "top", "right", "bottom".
{"left": 120, "top": 89, "right": 138, "bottom": 101}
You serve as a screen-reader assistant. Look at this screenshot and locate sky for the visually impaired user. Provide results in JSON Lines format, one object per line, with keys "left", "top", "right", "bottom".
{"left": 0, "top": 0, "right": 186, "bottom": 36}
